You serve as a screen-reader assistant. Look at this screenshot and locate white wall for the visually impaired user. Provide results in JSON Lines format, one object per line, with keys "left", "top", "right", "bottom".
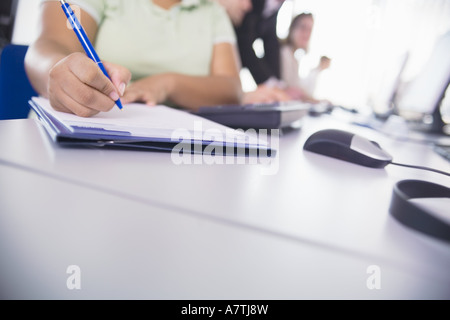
{"left": 277, "top": 0, "right": 450, "bottom": 108}
{"left": 12, "top": 0, "right": 40, "bottom": 45}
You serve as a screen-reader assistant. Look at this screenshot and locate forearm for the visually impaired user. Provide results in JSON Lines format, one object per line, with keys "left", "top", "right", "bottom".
{"left": 25, "top": 39, "right": 77, "bottom": 97}
{"left": 25, "top": 1, "right": 99, "bottom": 98}
{"left": 167, "top": 74, "right": 243, "bottom": 110}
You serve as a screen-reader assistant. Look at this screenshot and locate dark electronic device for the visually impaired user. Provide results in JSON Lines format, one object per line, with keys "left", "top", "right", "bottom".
{"left": 303, "top": 129, "right": 393, "bottom": 168}
{"left": 193, "top": 101, "right": 311, "bottom": 129}
{"left": 303, "top": 129, "right": 450, "bottom": 243}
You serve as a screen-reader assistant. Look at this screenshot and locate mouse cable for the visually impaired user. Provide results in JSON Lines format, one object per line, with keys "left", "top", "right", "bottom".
{"left": 390, "top": 161, "right": 450, "bottom": 177}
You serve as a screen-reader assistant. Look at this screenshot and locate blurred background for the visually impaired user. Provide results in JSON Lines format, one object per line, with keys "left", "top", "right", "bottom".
{"left": 262, "top": 0, "right": 450, "bottom": 113}
{"left": 2, "top": 0, "right": 450, "bottom": 117}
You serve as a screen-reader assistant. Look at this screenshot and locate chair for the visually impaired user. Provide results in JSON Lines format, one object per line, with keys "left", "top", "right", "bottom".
{"left": 0, "top": 44, "right": 38, "bottom": 120}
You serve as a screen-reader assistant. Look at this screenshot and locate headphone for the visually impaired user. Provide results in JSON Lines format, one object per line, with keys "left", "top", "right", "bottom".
{"left": 389, "top": 180, "right": 450, "bottom": 243}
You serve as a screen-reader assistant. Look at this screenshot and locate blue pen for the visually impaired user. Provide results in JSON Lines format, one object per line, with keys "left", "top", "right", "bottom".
{"left": 59, "top": 0, "right": 123, "bottom": 109}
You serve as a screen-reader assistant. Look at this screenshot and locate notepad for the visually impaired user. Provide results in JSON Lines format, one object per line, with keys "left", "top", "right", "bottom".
{"left": 29, "top": 97, "right": 272, "bottom": 156}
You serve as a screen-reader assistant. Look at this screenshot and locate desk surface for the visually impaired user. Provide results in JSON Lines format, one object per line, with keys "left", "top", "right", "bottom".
{"left": 0, "top": 113, "right": 449, "bottom": 299}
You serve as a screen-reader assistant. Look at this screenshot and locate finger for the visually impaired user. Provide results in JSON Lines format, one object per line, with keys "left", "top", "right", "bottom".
{"left": 124, "top": 92, "right": 157, "bottom": 106}
{"left": 121, "top": 89, "right": 140, "bottom": 104}
{"left": 67, "top": 57, "right": 120, "bottom": 102}
{"left": 260, "top": 91, "right": 277, "bottom": 103}
{"left": 141, "top": 92, "right": 158, "bottom": 106}
{"left": 49, "top": 94, "right": 73, "bottom": 114}
{"left": 145, "top": 100, "right": 157, "bottom": 107}
{"left": 103, "top": 61, "right": 131, "bottom": 96}
{"left": 265, "top": 88, "right": 289, "bottom": 102}
{"left": 121, "top": 88, "right": 156, "bottom": 105}
{"left": 50, "top": 86, "right": 100, "bottom": 118}
{"left": 274, "top": 90, "right": 291, "bottom": 101}
{"left": 59, "top": 71, "right": 116, "bottom": 113}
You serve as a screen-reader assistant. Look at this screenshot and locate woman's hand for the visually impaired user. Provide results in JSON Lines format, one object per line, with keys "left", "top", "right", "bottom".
{"left": 121, "top": 74, "right": 174, "bottom": 106}
{"left": 48, "top": 52, "right": 131, "bottom": 117}
{"left": 242, "top": 84, "right": 291, "bottom": 104}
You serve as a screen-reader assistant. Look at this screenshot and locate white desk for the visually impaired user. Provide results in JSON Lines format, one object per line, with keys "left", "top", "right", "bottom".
{"left": 0, "top": 113, "right": 449, "bottom": 299}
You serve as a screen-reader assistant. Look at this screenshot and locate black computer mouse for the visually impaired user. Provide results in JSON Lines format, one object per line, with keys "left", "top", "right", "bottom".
{"left": 303, "top": 129, "right": 393, "bottom": 168}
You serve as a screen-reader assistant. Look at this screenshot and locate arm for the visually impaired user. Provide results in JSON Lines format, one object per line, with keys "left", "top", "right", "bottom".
{"left": 25, "top": 2, "right": 130, "bottom": 117}
{"left": 235, "top": 14, "right": 271, "bottom": 85}
{"left": 234, "top": 6, "right": 279, "bottom": 85}
{"left": 279, "top": 45, "right": 301, "bottom": 88}
{"left": 122, "top": 42, "right": 243, "bottom": 110}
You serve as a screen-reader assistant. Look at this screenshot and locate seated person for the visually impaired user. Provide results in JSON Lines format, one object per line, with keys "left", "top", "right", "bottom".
{"left": 234, "top": 0, "right": 285, "bottom": 86}
{"left": 279, "top": 12, "right": 317, "bottom": 102}
{"left": 302, "top": 55, "right": 331, "bottom": 98}
{"left": 25, "top": 0, "right": 243, "bottom": 117}
{"left": 217, "top": 0, "right": 290, "bottom": 104}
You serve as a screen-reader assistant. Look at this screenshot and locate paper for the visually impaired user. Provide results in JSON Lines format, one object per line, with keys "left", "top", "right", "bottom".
{"left": 31, "top": 97, "right": 267, "bottom": 146}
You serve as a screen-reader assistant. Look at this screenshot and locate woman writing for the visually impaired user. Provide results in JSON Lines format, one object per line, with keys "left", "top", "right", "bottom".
{"left": 25, "top": 0, "right": 243, "bottom": 117}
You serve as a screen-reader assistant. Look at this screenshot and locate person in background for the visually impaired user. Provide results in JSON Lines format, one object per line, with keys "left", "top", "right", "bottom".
{"left": 279, "top": 12, "right": 317, "bottom": 102}
{"left": 218, "top": 0, "right": 290, "bottom": 103}
{"left": 302, "top": 55, "right": 331, "bottom": 98}
{"left": 234, "top": 0, "right": 285, "bottom": 86}
{"left": 25, "top": 0, "right": 243, "bottom": 117}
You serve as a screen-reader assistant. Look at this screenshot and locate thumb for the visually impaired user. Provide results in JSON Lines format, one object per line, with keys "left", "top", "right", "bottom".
{"left": 103, "top": 61, "right": 132, "bottom": 97}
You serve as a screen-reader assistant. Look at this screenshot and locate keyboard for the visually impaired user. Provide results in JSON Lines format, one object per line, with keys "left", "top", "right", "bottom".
{"left": 434, "top": 145, "right": 450, "bottom": 161}
{"left": 193, "top": 101, "right": 311, "bottom": 129}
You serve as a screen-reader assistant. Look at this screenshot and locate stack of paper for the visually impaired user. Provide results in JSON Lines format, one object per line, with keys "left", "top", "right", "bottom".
{"left": 29, "top": 97, "right": 272, "bottom": 156}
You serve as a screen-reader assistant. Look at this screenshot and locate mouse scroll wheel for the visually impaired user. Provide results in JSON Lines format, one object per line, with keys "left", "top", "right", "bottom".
{"left": 370, "top": 140, "right": 382, "bottom": 149}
